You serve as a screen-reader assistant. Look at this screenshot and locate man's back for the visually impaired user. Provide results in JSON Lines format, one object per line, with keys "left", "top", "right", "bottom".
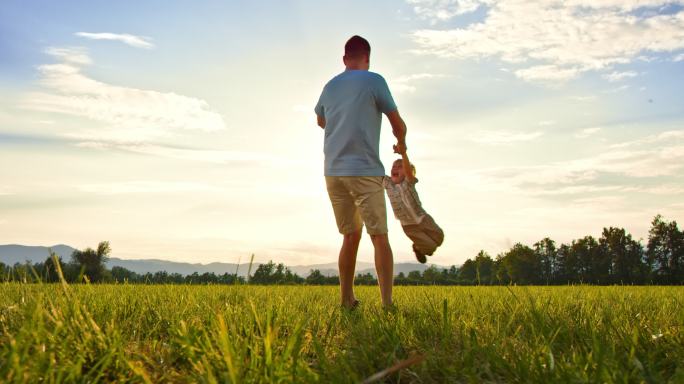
{"left": 315, "top": 70, "right": 397, "bottom": 177}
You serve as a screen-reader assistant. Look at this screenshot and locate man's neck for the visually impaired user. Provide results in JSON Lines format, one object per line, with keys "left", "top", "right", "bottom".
{"left": 344, "top": 58, "right": 369, "bottom": 71}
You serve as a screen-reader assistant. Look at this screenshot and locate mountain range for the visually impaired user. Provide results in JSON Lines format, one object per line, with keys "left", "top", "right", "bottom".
{"left": 0, "top": 244, "right": 443, "bottom": 277}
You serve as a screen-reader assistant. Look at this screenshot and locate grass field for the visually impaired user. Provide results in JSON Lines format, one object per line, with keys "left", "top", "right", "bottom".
{"left": 1, "top": 284, "right": 682, "bottom": 383}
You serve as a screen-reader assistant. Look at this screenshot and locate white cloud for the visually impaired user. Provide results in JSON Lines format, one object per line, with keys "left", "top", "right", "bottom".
{"left": 610, "top": 130, "right": 684, "bottom": 148}
{"left": 21, "top": 47, "right": 226, "bottom": 142}
{"left": 75, "top": 141, "right": 279, "bottom": 166}
{"left": 469, "top": 129, "right": 543, "bottom": 145}
{"left": 465, "top": 132, "right": 684, "bottom": 196}
{"left": 537, "top": 120, "right": 556, "bottom": 126}
{"left": 514, "top": 65, "right": 581, "bottom": 83}
{"left": 564, "top": 0, "right": 684, "bottom": 11}
{"left": 674, "top": 52, "right": 684, "bottom": 61}
{"left": 75, "top": 32, "right": 154, "bottom": 49}
{"left": 78, "top": 181, "right": 215, "bottom": 195}
{"left": 571, "top": 195, "right": 626, "bottom": 207}
{"left": 409, "top": 1, "right": 684, "bottom": 82}
{"left": 584, "top": 146, "right": 684, "bottom": 178}
{"left": 392, "top": 73, "right": 447, "bottom": 93}
{"left": 640, "top": 185, "right": 684, "bottom": 195}
{"left": 637, "top": 55, "right": 658, "bottom": 62}
{"left": 45, "top": 47, "right": 92, "bottom": 65}
{"left": 603, "top": 70, "right": 638, "bottom": 82}
{"left": 570, "top": 95, "right": 598, "bottom": 102}
{"left": 575, "top": 127, "right": 602, "bottom": 139}
{"left": 407, "top": 0, "right": 491, "bottom": 23}
{"left": 603, "top": 84, "right": 631, "bottom": 93}
{"left": 528, "top": 185, "right": 634, "bottom": 197}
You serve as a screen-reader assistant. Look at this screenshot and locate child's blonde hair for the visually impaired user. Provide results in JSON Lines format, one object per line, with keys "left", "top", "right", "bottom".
{"left": 393, "top": 159, "right": 416, "bottom": 177}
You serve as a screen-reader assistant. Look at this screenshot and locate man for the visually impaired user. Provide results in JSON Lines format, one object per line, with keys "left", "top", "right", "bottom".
{"left": 314, "top": 35, "right": 408, "bottom": 309}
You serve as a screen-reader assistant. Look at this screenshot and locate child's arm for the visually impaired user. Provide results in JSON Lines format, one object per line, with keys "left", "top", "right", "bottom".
{"left": 393, "top": 144, "right": 417, "bottom": 183}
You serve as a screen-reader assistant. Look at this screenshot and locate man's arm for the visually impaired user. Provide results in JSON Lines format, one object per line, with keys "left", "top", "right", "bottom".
{"left": 386, "top": 110, "right": 406, "bottom": 147}
{"left": 316, "top": 115, "right": 326, "bottom": 129}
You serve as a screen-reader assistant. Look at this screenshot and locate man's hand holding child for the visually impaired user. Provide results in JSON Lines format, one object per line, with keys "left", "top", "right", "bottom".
{"left": 393, "top": 143, "right": 407, "bottom": 155}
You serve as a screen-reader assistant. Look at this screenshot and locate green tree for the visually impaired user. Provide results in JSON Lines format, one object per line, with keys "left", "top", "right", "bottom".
{"left": 501, "top": 243, "right": 540, "bottom": 284}
{"left": 458, "top": 259, "right": 477, "bottom": 284}
{"left": 474, "top": 250, "right": 494, "bottom": 285}
{"left": 355, "top": 273, "right": 376, "bottom": 285}
{"left": 70, "top": 241, "right": 111, "bottom": 283}
{"left": 407, "top": 270, "right": 422, "bottom": 284}
{"left": 600, "top": 227, "right": 645, "bottom": 284}
{"left": 494, "top": 254, "right": 509, "bottom": 284}
{"left": 272, "top": 263, "right": 285, "bottom": 283}
{"left": 43, "top": 251, "right": 64, "bottom": 283}
{"left": 186, "top": 272, "right": 200, "bottom": 284}
{"left": 422, "top": 265, "right": 442, "bottom": 285}
{"left": 10, "top": 263, "right": 31, "bottom": 283}
{"left": 556, "top": 243, "right": 577, "bottom": 284}
{"left": 284, "top": 268, "right": 304, "bottom": 284}
{"left": 570, "top": 236, "right": 606, "bottom": 284}
{"left": 111, "top": 266, "right": 138, "bottom": 282}
{"left": 306, "top": 269, "right": 327, "bottom": 285}
{"left": 447, "top": 265, "right": 459, "bottom": 281}
{"left": 251, "top": 261, "right": 276, "bottom": 284}
{"left": 647, "top": 215, "right": 684, "bottom": 284}
{"left": 534, "top": 238, "right": 557, "bottom": 284}
{"left": 250, "top": 261, "right": 301, "bottom": 284}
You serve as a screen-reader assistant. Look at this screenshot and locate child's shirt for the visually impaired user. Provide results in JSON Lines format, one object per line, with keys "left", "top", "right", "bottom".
{"left": 382, "top": 176, "right": 427, "bottom": 226}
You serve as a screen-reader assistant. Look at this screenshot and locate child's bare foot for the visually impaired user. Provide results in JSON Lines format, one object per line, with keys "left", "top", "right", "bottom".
{"left": 413, "top": 245, "right": 427, "bottom": 264}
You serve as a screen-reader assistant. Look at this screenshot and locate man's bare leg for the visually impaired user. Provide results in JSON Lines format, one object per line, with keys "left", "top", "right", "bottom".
{"left": 339, "top": 230, "right": 362, "bottom": 308}
{"left": 371, "top": 233, "right": 394, "bottom": 307}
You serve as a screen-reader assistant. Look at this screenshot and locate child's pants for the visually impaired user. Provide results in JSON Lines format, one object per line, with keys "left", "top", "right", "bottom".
{"left": 401, "top": 214, "right": 444, "bottom": 255}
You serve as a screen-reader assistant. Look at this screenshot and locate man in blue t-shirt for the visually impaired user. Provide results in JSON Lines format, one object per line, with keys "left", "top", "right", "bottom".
{"left": 314, "top": 35, "right": 408, "bottom": 309}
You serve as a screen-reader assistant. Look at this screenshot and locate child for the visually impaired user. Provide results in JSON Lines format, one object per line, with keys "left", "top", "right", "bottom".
{"left": 383, "top": 144, "right": 444, "bottom": 263}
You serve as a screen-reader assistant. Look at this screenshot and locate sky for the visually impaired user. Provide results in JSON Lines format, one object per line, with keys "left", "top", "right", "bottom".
{"left": 1, "top": 0, "right": 683, "bottom": 267}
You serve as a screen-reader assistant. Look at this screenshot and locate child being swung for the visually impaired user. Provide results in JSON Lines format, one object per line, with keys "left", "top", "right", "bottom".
{"left": 383, "top": 144, "right": 444, "bottom": 263}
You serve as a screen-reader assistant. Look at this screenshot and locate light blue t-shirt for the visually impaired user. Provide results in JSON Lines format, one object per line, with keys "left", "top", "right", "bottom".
{"left": 315, "top": 70, "right": 397, "bottom": 176}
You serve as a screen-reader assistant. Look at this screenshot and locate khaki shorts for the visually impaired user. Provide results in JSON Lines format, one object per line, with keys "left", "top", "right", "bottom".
{"left": 402, "top": 214, "right": 444, "bottom": 255}
{"left": 325, "top": 176, "right": 388, "bottom": 235}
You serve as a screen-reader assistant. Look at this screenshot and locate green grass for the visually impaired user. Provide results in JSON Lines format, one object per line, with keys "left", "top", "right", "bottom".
{"left": 1, "top": 284, "right": 683, "bottom": 383}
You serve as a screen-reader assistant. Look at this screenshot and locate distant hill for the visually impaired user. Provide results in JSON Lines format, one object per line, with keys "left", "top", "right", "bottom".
{"left": 288, "top": 262, "right": 439, "bottom": 277}
{"left": 0, "top": 244, "right": 76, "bottom": 265}
{"left": 107, "top": 259, "right": 439, "bottom": 277}
{"left": 288, "top": 262, "right": 372, "bottom": 277}
{"left": 0, "top": 244, "right": 445, "bottom": 277}
{"left": 107, "top": 257, "right": 254, "bottom": 277}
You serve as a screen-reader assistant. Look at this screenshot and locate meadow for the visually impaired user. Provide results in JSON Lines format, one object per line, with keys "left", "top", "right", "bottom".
{"left": 1, "top": 284, "right": 682, "bottom": 383}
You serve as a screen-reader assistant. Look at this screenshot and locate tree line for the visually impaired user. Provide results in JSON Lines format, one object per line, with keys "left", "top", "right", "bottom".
{"left": 457, "top": 215, "right": 683, "bottom": 285}
{"left": 1, "top": 215, "right": 681, "bottom": 285}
